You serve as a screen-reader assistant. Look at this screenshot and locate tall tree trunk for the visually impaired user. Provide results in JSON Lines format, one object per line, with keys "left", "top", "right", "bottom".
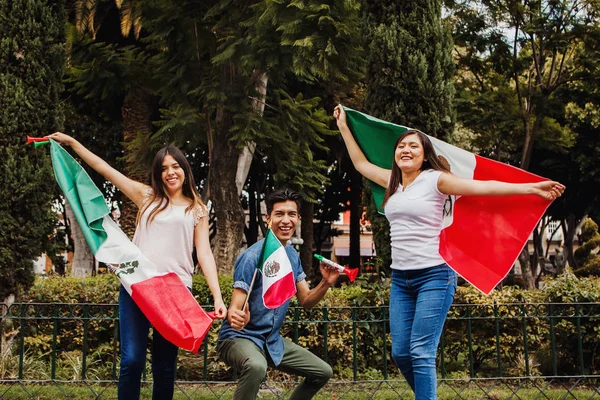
{"left": 562, "top": 215, "right": 586, "bottom": 270}
{"left": 518, "top": 247, "right": 536, "bottom": 289}
{"left": 120, "top": 87, "right": 153, "bottom": 238}
{"left": 209, "top": 97, "right": 245, "bottom": 273}
{"left": 235, "top": 72, "right": 268, "bottom": 195}
{"left": 1, "top": 294, "right": 17, "bottom": 358}
{"left": 520, "top": 108, "right": 545, "bottom": 170}
{"left": 519, "top": 112, "right": 545, "bottom": 287}
{"left": 349, "top": 169, "right": 362, "bottom": 270}
{"left": 209, "top": 139, "right": 244, "bottom": 273}
{"left": 300, "top": 202, "right": 315, "bottom": 281}
{"left": 65, "top": 202, "right": 94, "bottom": 277}
{"left": 533, "top": 223, "right": 547, "bottom": 286}
{"left": 208, "top": 70, "right": 268, "bottom": 273}
{"left": 520, "top": 116, "right": 533, "bottom": 169}
{"left": 246, "top": 185, "right": 259, "bottom": 247}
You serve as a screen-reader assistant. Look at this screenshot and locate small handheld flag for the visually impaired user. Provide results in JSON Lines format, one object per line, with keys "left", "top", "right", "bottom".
{"left": 314, "top": 254, "right": 358, "bottom": 282}
{"left": 244, "top": 228, "right": 297, "bottom": 311}
{"left": 258, "top": 229, "right": 297, "bottom": 309}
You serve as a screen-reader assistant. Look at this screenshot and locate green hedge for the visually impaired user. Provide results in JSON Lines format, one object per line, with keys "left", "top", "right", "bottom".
{"left": 10, "top": 271, "right": 600, "bottom": 381}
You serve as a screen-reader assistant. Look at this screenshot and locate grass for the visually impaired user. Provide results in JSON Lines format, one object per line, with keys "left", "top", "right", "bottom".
{"left": 1, "top": 380, "right": 598, "bottom": 399}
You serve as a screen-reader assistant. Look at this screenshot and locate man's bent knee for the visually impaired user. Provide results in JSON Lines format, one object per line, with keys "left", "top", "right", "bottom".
{"left": 240, "top": 358, "right": 268, "bottom": 382}
{"left": 307, "top": 362, "right": 333, "bottom": 387}
{"left": 321, "top": 364, "right": 333, "bottom": 382}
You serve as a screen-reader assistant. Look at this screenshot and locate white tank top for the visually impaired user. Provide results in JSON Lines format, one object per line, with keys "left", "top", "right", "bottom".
{"left": 384, "top": 169, "right": 448, "bottom": 270}
{"left": 132, "top": 191, "right": 205, "bottom": 287}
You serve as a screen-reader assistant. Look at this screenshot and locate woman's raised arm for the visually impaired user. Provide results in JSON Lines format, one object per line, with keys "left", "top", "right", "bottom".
{"left": 49, "top": 132, "right": 149, "bottom": 207}
{"left": 334, "top": 105, "right": 390, "bottom": 188}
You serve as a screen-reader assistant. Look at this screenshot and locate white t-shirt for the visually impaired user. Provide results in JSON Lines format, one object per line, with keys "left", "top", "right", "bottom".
{"left": 384, "top": 169, "right": 448, "bottom": 270}
{"left": 133, "top": 193, "right": 206, "bottom": 287}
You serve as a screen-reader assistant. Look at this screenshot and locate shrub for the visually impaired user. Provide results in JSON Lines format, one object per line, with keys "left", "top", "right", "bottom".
{"left": 6, "top": 272, "right": 600, "bottom": 381}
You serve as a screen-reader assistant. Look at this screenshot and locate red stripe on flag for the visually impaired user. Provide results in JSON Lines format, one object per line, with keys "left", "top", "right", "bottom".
{"left": 439, "top": 156, "right": 551, "bottom": 294}
{"left": 130, "top": 272, "right": 214, "bottom": 353}
{"left": 263, "top": 271, "right": 296, "bottom": 309}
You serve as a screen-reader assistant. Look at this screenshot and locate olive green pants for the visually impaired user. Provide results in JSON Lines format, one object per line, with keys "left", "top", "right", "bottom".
{"left": 217, "top": 337, "right": 333, "bottom": 400}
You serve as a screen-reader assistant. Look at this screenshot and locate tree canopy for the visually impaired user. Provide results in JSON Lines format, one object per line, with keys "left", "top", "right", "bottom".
{"left": 0, "top": 0, "right": 66, "bottom": 299}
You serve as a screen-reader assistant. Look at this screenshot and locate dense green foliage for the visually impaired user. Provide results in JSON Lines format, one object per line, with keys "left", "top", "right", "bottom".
{"left": 364, "top": 0, "right": 455, "bottom": 137}
{"left": 362, "top": 0, "right": 455, "bottom": 269}
{"left": 573, "top": 219, "right": 600, "bottom": 276}
{"left": 447, "top": 0, "right": 600, "bottom": 277}
{"left": 0, "top": 0, "right": 66, "bottom": 300}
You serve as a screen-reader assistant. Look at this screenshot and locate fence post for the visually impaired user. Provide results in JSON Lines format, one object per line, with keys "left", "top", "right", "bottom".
{"left": 493, "top": 300, "right": 502, "bottom": 377}
{"left": 382, "top": 304, "right": 388, "bottom": 380}
{"left": 52, "top": 306, "right": 59, "bottom": 380}
{"left": 521, "top": 301, "right": 530, "bottom": 377}
{"left": 113, "top": 303, "right": 119, "bottom": 380}
{"left": 352, "top": 301, "right": 357, "bottom": 382}
{"left": 576, "top": 303, "right": 584, "bottom": 375}
{"left": 467, "top": 303, "right": 474, "bottom": 378}
{"left": 293, "top": 306, "right": 300, "bottom": 344}
{"left": 82, "top": 304, "right": 89, "bottom": 380}
{"left": 323, "top": 302, "right": 328, "bottom": 364}
{"left": 18, "top": 303, "right": 25, "bottom": 380}
{"left": 202, "top": 297, "right": 211, "bottom": 381}
{"left": 549, "top": 303, "right": 557, "bottom": 376}
{"left": 294, "top": 305, "right": 300, "bottom": 383}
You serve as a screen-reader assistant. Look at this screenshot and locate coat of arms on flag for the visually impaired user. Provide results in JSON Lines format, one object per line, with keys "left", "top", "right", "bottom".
{"left": 257, "top": 229, "right": 296, "bottom": 309}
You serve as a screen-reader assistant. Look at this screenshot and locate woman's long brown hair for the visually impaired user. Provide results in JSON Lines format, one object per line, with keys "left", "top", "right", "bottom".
{"left": 136, "top": 146, "right": 205, "bottom": 226}
{"left": 381, "top": 130, "right": 450, "bottom": 208}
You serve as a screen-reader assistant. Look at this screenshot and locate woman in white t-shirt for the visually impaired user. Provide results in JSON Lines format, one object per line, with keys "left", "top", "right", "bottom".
{"left": 49, "top": 132, "right": 227, "bottom": 400}
{"left": 333, "top": 105, "right": 564, "bottom": 400}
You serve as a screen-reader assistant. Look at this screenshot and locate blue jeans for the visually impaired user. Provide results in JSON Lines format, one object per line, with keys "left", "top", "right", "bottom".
{"left": 118, "top": 285, "right": 179, "bottom": 400}
{"left": 390, "top": 265, "right": 457, "bottom": 400}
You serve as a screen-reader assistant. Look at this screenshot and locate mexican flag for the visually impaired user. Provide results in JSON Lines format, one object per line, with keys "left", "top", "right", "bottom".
{"left": 344, "top": 108, "right": 552, "bottom": 295}
{"left": 48, "top": 139, "right": 213, "bottom": 353}
{"left": 257, "top": 229, "right": 297, "bottom": 309}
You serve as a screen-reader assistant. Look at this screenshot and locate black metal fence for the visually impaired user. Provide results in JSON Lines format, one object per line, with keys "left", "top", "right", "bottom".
{"left": 1, "top": 301, "right": 599, "bottom": 399}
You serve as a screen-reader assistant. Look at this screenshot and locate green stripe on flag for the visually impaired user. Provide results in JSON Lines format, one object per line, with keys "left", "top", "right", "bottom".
{"left": 344, "top": 107, "right": 410, "bottom": 212}
{"left": 49, "top": 140, "right": 109, "bottom": 254}
{"left": 258, "top": 229, "right": 281, "bottom": 271}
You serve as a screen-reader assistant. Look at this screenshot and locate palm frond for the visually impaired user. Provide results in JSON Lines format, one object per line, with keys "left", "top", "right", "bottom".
{"left": 119, "top": 0, "right": 133, "bottom": 37}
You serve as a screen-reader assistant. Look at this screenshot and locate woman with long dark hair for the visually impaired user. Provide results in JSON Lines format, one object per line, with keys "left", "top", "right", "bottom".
{"left": 333, "top": 105, "right": 564, "bottom": 400}
{"left": 49, "top": 132, "right": 226, "bottom": 400}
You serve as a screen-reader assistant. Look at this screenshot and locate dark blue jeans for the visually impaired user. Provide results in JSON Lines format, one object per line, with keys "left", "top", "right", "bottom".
{"left": 118, "top": 285, "right": 179, "bottom": 400}
{"left": 390, "top": 265, "right": 457, "bottom": 400}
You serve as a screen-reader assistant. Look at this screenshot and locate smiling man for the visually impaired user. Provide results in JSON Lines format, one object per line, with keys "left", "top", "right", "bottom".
{"left": 217, "top": 189, "right": 339, "bottom": 400}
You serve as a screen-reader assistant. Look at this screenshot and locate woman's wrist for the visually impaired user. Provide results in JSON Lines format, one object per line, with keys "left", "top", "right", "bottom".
{"left": 69, "top": 139, "right": 82, "bottom": 149}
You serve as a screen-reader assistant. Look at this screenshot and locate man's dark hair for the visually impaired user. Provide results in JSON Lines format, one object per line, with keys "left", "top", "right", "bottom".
{"left": 266, "top": 189, "right": 303, "bottom": 215}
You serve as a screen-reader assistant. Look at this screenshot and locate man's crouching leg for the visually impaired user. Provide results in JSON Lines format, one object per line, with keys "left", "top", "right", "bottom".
{"left": 277, "top": 338, "right": 333, "bottom": 400}
{"left": 217, "top": 338, "right": 268, "bottom": 400}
